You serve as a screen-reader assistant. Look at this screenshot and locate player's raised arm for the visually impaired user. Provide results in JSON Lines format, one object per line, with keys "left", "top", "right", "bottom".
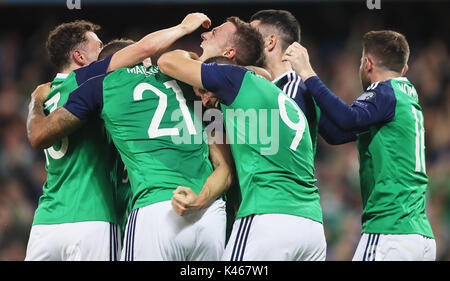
{"left": 159, "top": 52, "right": 248, "bottom": 107}
{"left": 157, "top": 49, "right": 204, "bottom": 89}
{"left": 107, "top": 13, "right": 211, "bottom": 72}
{"left": 171, "top": 131, "right": 235, "bottom": 216}
{"left": 27, "top": 83, "right": 84, "bottom": 149}
{"left": 283, "top": 42, "right": 396, "bottom": 131}
{"left": 27, "top": 74, "right": 105, "bottom": 149}
{"left": 318, "top": 114, "right": 357, "bottom": 145}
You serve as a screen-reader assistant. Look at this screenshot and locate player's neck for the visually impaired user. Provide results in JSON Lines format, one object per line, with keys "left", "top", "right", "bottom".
{"left": 60, "top": 62, "right": 85, "bottom": 74}
{"left": 371, "top": 70, "right": 403, "bottom": 83}
{"left": 266, "top": 58, "right": 292, "bottom": 81}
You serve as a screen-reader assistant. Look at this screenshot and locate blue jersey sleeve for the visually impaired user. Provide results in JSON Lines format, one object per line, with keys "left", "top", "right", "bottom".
{"left": 73, "top": 54, "right": 113, "bottom": 85}
{"left": 318, "top": 114, "right": 357, "bottom": 145}
{"left": 293, "top": 83, "right": 319, "bottom": 132}
{"left": 63, "top": 74, "right": 105, "bottom": 120}
{"left": 201, "top": 63, "right": 249, "bottom": 106}
{"left": 304, "top": 76, "right": 396, "bottom": 131}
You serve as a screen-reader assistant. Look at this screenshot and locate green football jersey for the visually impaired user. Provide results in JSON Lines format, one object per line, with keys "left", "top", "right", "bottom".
{"left": 357, "top": 77, "right": 433, "bottom": 238}
{"left": 209, "top": 67, "right": 322, "bottom": 223}
{"left": 33, "top": 72, "right": 129, "bottom": 226}
{"left": 74, "top": 65, "right": 214, "bottom": 210}
{"left": 115, "top": 161, "right": 132, "bottom": 237}
{"left": 273, "top": 71, "right": 321, "bottom": 156}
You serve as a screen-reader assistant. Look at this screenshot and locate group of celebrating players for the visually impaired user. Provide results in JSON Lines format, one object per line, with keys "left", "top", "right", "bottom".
{"left": 24, "top": 9, "right": 435, "bottom": 261}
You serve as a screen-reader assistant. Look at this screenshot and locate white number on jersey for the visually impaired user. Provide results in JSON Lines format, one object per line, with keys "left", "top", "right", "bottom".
{"left": 411, "top": 105, "right": 426, "bottom": 172}
{"left": 43, "top": 93, "right": 69, "bottom": 165}
{"left": 133, "top": 80, "right": 196, "bottom": 139}
{"left": 278, "top": 93, "right": 306, "bottom": 151}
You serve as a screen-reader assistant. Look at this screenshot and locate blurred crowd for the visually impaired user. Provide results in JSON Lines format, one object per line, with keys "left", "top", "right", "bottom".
{"left": 0, "top": 4, "right": 448, "bottom": 261}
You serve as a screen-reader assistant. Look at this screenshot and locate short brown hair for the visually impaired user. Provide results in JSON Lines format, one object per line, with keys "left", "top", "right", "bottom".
{"left": 46, "top": 20, "right": 101, "bottom": 70}
{"left": 362, "top": 30, "right": 410, "bottom": 73}
{"left": 99, "top": 38, "right": 135, "bottom": 60}
{"left": 226, "top": 16, "right": 265, "bottom": 67}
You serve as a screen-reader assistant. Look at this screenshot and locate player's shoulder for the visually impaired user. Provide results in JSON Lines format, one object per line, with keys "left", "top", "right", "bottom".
{"left": 106, "top": 64, "right": 160, "bottom": 82}
{"left": 45, "top": 73, "right": 77, "bottom": 102}
{"left": 73, "top": 57, "right": 112, "bottom": 85}
{"left": 365, "top": 80, "right": 393, "bottom": 92}
{"left": 274, "top": 71, "right": 308, "bottom": 100}
{"left": 358, "top": 80, "right": 396, "bottom": 102}
{"left": 204, "top": 62, "right": 249, "bottom": 77}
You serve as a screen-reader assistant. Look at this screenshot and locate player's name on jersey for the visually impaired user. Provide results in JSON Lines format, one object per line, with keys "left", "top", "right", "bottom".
{"left": 126, "top": 65, "right": 159, "bottom": 76}
{"left": 397, "top": 83, "right": 418, "bottom": 100}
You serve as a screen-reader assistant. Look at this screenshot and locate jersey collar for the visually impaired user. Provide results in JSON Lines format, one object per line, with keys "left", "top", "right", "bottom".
{"left": 55, "top": 73, "right": 69, "bottom": 79}
{"left": 272, "top": 70, "right": 298, "bottom": 83}
{"left": 391, "top": 77, "right": 409, "bottom": 81}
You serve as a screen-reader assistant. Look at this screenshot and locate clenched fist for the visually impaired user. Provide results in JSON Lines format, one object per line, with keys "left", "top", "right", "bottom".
{"left": 282, "top": 42, "right": 317, "bottom": 81}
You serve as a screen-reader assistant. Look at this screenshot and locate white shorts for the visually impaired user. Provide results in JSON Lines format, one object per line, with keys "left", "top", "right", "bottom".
{"left": 222, "top": 213, "right": 326, "bottom": 261}
{"left": 121, "top": 199, "right": 226, "bottom": 261}
{"left": 25, "top": 221, "right": 121, "bottom": 261}
{"left": 352, "top": 233, "right": 436, "bottom": 261}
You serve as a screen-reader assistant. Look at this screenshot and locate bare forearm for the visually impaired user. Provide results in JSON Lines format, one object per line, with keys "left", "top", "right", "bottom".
{"left": 157, "top": 50, "right": 203, "bottom": 88}
{"left": 27, "top": 99, "right": 44, "bottom": 146}
{"left": 27, "top": 102, "right": 83, "bottom": 149}
{"left": 108, "top": 13, "right": 210, "bottom": 72}
{"left": 197, "top": 162, "right": 233, "bottom": 207}
{"left": 196, "top": 136, "right": 235, "bottom": 207}
{"left": 108, "top": 26, "right": 188, "bottom": 72}
{"left": 139, "top": 12, "right": 209, "bottom": 59}
{"left": 27, "top": 97, "right": 48, "bottom": 149}
{"left": 171, "top": 134, "right": 234, "bottom": 215}
{"left": 140, "top": 24, "right": 188, "bottom": 57}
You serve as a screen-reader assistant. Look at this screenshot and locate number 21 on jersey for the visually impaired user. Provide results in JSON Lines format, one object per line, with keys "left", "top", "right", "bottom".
{"left": 133, "top": 80, "right": 197, "bottom": 139}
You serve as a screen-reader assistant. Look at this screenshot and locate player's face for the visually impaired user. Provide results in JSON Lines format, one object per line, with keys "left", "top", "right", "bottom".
{"left": 193, "top": 87, "right": 219, "bottom": 108}
{"left": 79, "top": 31, "right": 103, "bottom": 65}
{"left": 200, "top": 22, "right": 237, "bottom": 59}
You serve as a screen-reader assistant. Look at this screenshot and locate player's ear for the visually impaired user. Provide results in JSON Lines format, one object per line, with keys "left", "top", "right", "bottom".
{"left": 223, "top": 47, "right": 236, "bottom": 60}
{"left": 364, "top": 56, "right": 374, "bottom": 73}
{"left": 266, "top": 34, "right": 277, "bottom": 52}
{"left": 401, "top": 64, "right": 409, "bottom": 76}
{"left": 72, "top": 49, "right": 85, "bottom": 66}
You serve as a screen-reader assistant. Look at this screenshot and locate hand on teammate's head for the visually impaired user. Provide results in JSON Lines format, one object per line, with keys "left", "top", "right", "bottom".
{"left": 181, "top": 13, "right": 211, "bottom": 34}
{"left": 282, "top": 42, "right": 316, "bottom": 81}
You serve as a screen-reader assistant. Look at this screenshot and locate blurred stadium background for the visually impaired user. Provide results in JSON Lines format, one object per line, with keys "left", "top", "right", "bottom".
{"left": 0, "top": 0, "right": 448, "bottom": 261}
